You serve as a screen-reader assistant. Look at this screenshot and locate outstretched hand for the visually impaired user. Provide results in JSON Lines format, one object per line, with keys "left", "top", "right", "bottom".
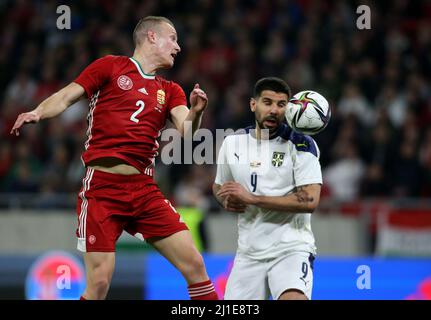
{"left": 189, "top": 83, "right": 208, "bottom": 113}
{"left": 10, "top": 110, "right": 41, "bottom": 136}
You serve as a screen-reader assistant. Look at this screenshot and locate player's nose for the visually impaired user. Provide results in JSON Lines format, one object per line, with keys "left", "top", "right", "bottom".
{"left": 269, "top": 103, "right": 278, "bottom": 114}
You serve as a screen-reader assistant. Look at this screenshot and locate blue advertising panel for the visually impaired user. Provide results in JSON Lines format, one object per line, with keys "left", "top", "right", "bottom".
{"left": 145, "top": 254, "right": 431, "bottom": 300}
{"left": 25, "top": 251, "right": 86, "bottom": 300}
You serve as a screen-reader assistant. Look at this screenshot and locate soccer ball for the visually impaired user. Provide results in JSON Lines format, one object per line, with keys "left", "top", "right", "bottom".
{"left": 285, "top": 90, "right": 331, "bottom": 135}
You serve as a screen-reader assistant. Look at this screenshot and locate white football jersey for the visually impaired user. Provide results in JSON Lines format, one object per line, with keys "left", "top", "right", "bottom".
{"left": 215, "top": 124, "right": 322, "bottom": 259}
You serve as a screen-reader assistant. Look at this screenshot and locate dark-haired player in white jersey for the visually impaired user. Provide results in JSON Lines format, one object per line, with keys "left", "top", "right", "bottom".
{"left": 11, "top": 16, "right": 218, "bottom": 300}
{"left": 213, "top": 77, "right": 322, "bottom": 300}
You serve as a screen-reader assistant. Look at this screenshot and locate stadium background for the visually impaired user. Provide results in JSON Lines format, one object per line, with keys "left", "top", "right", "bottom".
{"left": 0, "top": 0, "right": 430, "bottom": 299}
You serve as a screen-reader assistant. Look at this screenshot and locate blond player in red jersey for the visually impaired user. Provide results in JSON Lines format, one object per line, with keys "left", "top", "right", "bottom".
{"left": 10, "top": 16, "right": 218, "bottom": 300}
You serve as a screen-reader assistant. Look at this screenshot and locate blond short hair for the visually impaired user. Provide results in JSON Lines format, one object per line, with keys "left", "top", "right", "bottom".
{"left": 133, "top": 16, "right": 175, "bottom": 47}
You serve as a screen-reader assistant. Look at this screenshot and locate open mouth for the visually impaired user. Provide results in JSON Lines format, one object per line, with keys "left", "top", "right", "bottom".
{"left": 264, "top": 119, "right": 278, "bottom": 127}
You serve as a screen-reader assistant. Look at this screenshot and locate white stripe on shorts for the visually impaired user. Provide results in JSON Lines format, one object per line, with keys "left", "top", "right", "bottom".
{"left": 78, "top": 168, "right": 94, "bottom": 239}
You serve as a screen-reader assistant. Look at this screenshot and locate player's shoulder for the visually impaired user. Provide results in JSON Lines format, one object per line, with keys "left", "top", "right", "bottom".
{"left": 279, "top": 124, "right": 319, "bottom": 158}
{"left": 155, "top": 75, "right": 183, "bottom": 90}
{"left": 96, "top": 54, "right": 127, "bottom": 63}
{"left": 90, "top": 55, "right": 130, "bottom": 72}
{"left": 219, "top": 127, "right": 250, "bottom": 148}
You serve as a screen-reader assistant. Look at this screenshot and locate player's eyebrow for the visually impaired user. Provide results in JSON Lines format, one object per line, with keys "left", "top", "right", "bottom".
{"left": 262, "top": 97, "right": 287, "bottom": 105}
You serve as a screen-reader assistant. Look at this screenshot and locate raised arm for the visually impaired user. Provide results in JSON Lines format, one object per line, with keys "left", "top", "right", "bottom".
{"left": 10, "top": 82, "right": 85, "bottom": 136}
{"left": 170, "top": 83, "right": 208, "bottom": 137}
{"left": 217, "top": 182, "right": 321, "bottom": 214}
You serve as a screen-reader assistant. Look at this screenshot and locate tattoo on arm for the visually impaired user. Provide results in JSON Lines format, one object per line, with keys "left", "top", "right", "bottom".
{"left": 293, "top": 186, "right": 314, "bottom": 203}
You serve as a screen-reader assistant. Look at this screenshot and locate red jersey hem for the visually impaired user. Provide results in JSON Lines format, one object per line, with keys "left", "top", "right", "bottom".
{"left": 84, "top": 247, "right": 116, "bottom": 252}
{"left": 82, "top": 151, "right": 154, "bottom": 176}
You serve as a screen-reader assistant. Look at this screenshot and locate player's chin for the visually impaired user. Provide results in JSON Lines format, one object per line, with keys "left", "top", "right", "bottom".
{"left": 160, "top": 60, "right": 174, "bottom": 69}
{"left": 167, "top": 57, "right": 175, "bottom": 68}
{"left": 263, "top": 123, "right": 280, "bottom": 133}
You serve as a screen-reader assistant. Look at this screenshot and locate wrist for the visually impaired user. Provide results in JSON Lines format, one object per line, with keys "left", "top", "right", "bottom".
{"left": 249, "top": 194, "right": 259, "bottom": 205}
{"left": 33, "top": 108, "right": 43, "bottom": 120}
{"left": 189, "top": 107, "right": 204, "bottom": 116}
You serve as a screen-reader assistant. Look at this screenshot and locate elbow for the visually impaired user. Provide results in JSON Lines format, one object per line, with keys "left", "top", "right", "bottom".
{"left": 307, "top": 200, "right": 319, "bottom": 213}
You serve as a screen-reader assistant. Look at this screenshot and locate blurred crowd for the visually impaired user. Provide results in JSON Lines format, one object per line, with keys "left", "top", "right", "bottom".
{"left": 0, "top": 0, "right": 430, "bottom": 211}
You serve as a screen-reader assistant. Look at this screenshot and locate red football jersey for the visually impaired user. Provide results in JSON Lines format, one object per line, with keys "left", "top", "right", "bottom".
{"left": 73, "top": 55, "right": 187, "bottom": 176}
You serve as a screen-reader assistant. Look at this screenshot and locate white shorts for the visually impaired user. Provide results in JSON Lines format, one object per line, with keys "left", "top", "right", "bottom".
{"left": 224, "top": 251, "right": 315, "bottom": 300}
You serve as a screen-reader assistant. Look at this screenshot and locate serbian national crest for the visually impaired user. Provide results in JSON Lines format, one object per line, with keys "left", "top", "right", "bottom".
{"left": 272, "top": 152, "right": 285, "bottom": 167}
{"left": 117, "top": 75, "right": 133, "bottom": 90}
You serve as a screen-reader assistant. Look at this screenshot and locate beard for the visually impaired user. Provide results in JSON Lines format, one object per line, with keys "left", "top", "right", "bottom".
{"left": 256, "top": 115, "right": 280, "bottom": 133}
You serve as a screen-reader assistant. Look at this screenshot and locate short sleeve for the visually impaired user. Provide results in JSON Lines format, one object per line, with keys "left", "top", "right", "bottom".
{"left": 214, "top": 139, "right": 234, "bottom": 185}
{"left": 167, "top": 82, "right": 187, "bottom": 111}
{"left": 293, "top": 138, "right": 323, "bottom": 187}
{"left": 73, "top": 55, "right": 114, "bottom": 98}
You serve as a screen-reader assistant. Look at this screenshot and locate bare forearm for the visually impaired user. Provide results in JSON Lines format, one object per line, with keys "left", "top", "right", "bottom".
{"left": 35, "top": 83, "right": 84, "bottom": 119}
{"left": 251, "top": 186, "right": 320, "bottom": 213}
{"left": 34, "top": 92, "right": 69, "bottom": 119}
{"left": 183, "top": 110, "right": 204, "bottom": 137}
{"left": 11, "top": 82, "right": 85, "bottom": 136}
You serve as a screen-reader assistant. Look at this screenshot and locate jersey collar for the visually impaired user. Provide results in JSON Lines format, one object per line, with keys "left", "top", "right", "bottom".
{"left": 129, "top": 57, "right": 156, "bottom": 80}
{"left": 247, "top": 123, "right": 287, "bottom": 140}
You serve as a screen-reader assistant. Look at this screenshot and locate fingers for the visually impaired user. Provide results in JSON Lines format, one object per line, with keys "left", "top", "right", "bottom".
{"left": 217, "top": 185, "right": 239, "bottom": 197}
{"left": 221, "top": 181, "right": 240, "bottom": 188}
{"left": 226, "top": 207, "right": 245, "bottom": 213}
{"left": 10, "top": 116, "right": 25, "bottom": 136}
{"left": 223, "top": 195, "right": 246, "bottom": 211}
{"left": 225, "top": 199, "right": 246, "bottom": 209}
{"left": 192, "top": 84, "right": 205, "bottom": 97}
{"left": 197, "top": 91, "right": 208, "bottom": 101}
{"left": 224, "top": 200, "right": 246, "bottom": 213}
{"left": 10, "top": 113, "right": 37, "bottom": 136}
{"left": 217, "top": 190, "right": 231, "bottom": 198}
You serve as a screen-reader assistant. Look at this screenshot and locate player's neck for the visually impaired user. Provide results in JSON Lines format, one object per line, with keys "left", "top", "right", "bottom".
{"left": 132, "top": 50, "right": 158, "bottom": 75}
{"left": 255, "top": 126, "right": 277, "bottom": 140}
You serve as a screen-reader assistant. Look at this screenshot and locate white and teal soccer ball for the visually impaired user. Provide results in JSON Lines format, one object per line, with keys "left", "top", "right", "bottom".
{"left": 285, "top": 90, "right": 331, "bottom": 135}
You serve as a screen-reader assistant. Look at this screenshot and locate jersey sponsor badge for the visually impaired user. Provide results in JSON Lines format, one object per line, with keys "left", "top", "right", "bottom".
{"left": 271, "top": 151, "right": 285, "bottom": 167}
{"left": 117, "top": 75, "right": 133, "bottom": 90}
{"left": 157, "top": 89, "right": 166, "bottom": 104}
{"left": 250, "top": 161, "right": 261, "bottom": 168}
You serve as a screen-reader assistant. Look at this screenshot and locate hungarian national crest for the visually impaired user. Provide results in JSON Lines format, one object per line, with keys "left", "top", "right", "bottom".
{"left": 272, "top": 151, "right": 285, "bottom": 167}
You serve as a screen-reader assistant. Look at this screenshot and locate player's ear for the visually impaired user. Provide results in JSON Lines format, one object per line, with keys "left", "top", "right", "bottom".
{"left": 250, "top": 98, "right": 256, "bottom": 112}
{"left": 147, "top": 29, "right": 157, "bottom": 43}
